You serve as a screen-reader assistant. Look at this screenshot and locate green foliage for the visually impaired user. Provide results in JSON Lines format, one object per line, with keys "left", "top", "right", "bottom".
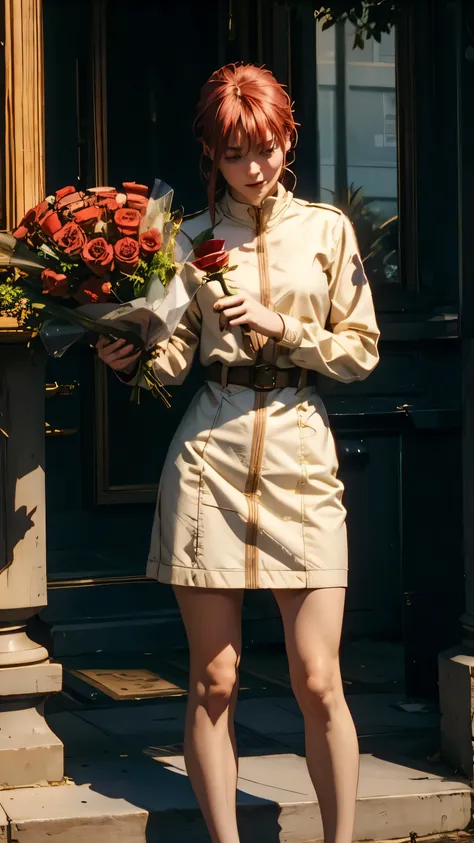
{"left": 192, "top": 227, "right": 214, "bottom": 248}
{"left": 278, "top": 0, "right": 402, "bottom": 48}
{"left": 0, "top": 278, "right": 38, "bottom": 325}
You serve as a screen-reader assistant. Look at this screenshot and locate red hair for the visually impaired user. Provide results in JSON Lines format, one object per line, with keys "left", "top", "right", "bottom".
{"left": 194, "top": 63, "right": 298, "bottom": 223}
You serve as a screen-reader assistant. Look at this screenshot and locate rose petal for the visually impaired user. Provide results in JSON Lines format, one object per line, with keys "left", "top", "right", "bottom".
{"left": 193, "top": 239, "right": 226, "bottom": 259}
{"left": 73, "top": 206, "right": 102, "bottom": 231}
{"left": 40, "top": 211, "right": 62, "bottom": 237}
{"left": 55, "top": 191, "right": 85, "bottom": 211}
{"left": 41, "top": 268, "right": 70, "bottom": 297}
{"left": 13, "top": 225, "right": 30, "bottom": 240}
{"left": 125, "top": 194, "right": 148, "bottom": 214}
{"left": 193, "top": 250, "right": 230, "bottom": 273}
{"left": 87, "top": 186, "right": 117, "bottom": 195}
{"left": 55, "top": 185, "right": 76, "bottom": 201}
{"left": 122, "top": 182, "right": 149, "bottom": 197}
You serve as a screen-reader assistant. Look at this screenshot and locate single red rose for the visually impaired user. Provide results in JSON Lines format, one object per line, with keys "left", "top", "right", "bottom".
{"left": 122, "top": 182, "right": 149, "bottom": 198}
{"left": 74, "top": 274, "right": 112, "bottom": 304}
{"left": 114, "top": 207, "right": 141, "bottom": 236}
{"left": 73, "top": 206, "right": 102, "bottom": 232}
{"left": 41, "top": 268, "right": 70, "bottom": 297}
{"left": 55, "top": 185, "right": 76, "bottom": 201}
{"left": 193, "top": 239, "right": 229, "bottom": 274}
{"left": 40, "top": 211, "right": 62, "bottom": 237}
{"left": 53, "top": 221, "right": 87, "bottom": 256}
{"left": 114, "top": 237, "right": 140, "bottom": 274}
{"left": 82, "top": 237, "right": 114, "bottom": 277}
{"left": 139, "top": 228, "right": 162, "bottom": 259}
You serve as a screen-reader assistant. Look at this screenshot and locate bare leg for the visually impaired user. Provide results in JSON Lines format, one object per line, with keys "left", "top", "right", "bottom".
{"left": 174, "top": 586, "right": 244, "bottom": 843}
{"left": 273, "top": 588, "right": 359, "bottom": 843}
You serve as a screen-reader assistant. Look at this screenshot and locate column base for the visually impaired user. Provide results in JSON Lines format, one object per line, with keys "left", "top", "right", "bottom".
{"left": 439, "top": 646, "right": 474, "bottom": 781}
{"left": 0, "top": 622, "right": 64, "bottom": 787}
{"left": 0, "top": 696, "right": 64, "bottom": 788}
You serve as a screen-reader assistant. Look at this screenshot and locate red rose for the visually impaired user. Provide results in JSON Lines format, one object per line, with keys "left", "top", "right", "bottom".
{"left": 13, "top": 207, "right": 36, "bottom": 239}
{"left": 114, "top": 208, "right": 141, "bottom": 236}
{"left": 53, "top": 221, "right": 87, "bottom": 256}
{"left": 82, "top": 237, "right": 114, "bottom": 277}
{"left": 114, "top": 237, "right": 140, "bottom": 274}
{"left": 193, "top": 239, "right": 230, "bottom": 274}
{"left": 74, "top": 274, "right": 112, "bottom": 304}
{"left": 73, "top": 206, "right": 102, "bottom": 232}
{"left": 139, "top": 228, "right": 162, "bottom": 259}
{"left": 41, "top": 269, "right": 70, "bottom": 297}
{"left": 122, "top": 182, "right": 148, "bottom": 198}
{"left": 55, "top": 185, "right": 76, "bottom": 201}
{"left": 40, "top": 211, "right": 62, "bottom": 237}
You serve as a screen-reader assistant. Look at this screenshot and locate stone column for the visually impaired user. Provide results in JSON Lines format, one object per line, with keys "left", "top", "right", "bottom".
{"left": 438, "top": 0, "right": 474, "bottom": 783}
{"left": 1, "top": 0, "right": 63, "bottom": 787}
{"left": 0, "top": 343, "right": 63, "bottom": 786}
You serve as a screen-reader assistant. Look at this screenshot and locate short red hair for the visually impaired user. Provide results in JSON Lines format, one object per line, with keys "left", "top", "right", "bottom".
{"left": 194, "top": 63, "right": 297, "bottom": 222}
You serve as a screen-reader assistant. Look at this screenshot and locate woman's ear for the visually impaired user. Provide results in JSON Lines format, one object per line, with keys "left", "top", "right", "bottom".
{"left": 202, "top": 142, "right": 214, "bottom": 161}
{"left": 284, "top": 136, "right": 291, "bottom": 154}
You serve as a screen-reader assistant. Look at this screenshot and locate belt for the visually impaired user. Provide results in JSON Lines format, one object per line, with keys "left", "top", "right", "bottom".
{"left": 205, "top": 362, "right": 317, "bottom": 391}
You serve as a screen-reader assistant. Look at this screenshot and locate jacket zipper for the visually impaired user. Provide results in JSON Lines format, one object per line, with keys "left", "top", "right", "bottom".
{"left": 244, "top": 208, "right": 271, "bottom": 589}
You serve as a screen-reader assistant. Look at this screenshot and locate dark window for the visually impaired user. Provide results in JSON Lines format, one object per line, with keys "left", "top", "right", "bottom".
{"left": 316, "top": 20, "right": 399, "bottom": 287}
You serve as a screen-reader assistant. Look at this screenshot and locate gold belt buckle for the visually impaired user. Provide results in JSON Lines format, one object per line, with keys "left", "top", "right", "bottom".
{"left": 252, "top": 364, "right": 278, "bottom": 391}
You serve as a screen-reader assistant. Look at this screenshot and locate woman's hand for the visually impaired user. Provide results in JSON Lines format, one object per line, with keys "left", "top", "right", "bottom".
{"left": 96, "top": 336, "right": 142, "bottom": 373}
{"left": 213, "top": 295, "right": 284, "bottom": 341}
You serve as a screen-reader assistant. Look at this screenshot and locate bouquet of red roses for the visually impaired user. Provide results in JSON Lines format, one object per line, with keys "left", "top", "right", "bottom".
{"left": 0, "top": 179, "right": 188, "bottom": 351}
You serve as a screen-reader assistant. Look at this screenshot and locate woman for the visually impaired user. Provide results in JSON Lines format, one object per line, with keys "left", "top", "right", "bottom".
{"left": 98, "top": 63, "right": 379, "bottom": 843}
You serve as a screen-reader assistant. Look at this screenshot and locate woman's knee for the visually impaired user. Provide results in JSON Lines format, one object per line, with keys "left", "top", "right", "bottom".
{"left": 192, "top": 653, "right": 239, "bottom": 718}
{"left": 292, "top": 658, "right": 343, "bottom": 716}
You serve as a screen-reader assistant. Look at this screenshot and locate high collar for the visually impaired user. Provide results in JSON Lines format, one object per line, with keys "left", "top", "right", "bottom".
{"left": 218, "top": 182, "right": 293, "bottom": 231}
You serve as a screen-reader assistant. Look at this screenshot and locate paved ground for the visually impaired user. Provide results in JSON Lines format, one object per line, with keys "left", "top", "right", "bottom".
{"left": 0, "top": 641, "right": 470, "bottom": 843}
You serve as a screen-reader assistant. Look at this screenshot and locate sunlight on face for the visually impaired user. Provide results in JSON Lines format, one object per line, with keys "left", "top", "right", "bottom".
{"left": 218, "top": 127, "right": 290, "bottom": 207}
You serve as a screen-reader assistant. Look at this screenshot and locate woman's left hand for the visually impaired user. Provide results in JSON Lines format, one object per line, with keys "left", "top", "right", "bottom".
{"left": 214, "top": 295, "right": 284, "bottom": 341}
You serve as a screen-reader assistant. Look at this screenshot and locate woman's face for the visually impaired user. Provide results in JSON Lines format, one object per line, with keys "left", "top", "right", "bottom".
{"left": 216, "top": 128, "right": 290, "bottom": 207}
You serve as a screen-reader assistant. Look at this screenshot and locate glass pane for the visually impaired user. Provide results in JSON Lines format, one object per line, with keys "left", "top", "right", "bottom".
{"left": 316, "top": 21, "right": 399, "bottom": 285}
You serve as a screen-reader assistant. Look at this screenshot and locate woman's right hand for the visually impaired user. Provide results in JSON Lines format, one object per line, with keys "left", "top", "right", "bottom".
{"left": 96, "top": 336, "right": 142, "bottom": 373}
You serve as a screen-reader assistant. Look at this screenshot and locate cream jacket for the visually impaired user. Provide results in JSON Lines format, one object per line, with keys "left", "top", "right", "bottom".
{"left": 142, "top": 184, "right": 380, "bottom": 589}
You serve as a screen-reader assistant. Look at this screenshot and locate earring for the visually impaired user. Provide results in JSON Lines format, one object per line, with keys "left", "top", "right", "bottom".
{"left": 283, "top": 166, "right": 298, "bottom": 193}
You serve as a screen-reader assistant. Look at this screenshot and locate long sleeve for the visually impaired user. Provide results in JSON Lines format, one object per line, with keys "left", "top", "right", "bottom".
{"left": 276, "top": 213, "right": 380, "bottom": 382}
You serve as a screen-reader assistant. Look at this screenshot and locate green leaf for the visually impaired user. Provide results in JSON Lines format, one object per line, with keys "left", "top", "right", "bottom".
{"left": 192, "top": 227, "right": 214, "bottom": 248}
{"left": 321, "top": 18, "right": 335, "bottom": 30}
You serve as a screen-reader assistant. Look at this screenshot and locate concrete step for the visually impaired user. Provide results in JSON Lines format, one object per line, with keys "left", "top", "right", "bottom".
{"left": 0, "top": 693, "right": 470, "bottom": 843}
{"left": 0, "top": 750, "right": 470, "bottom": 843}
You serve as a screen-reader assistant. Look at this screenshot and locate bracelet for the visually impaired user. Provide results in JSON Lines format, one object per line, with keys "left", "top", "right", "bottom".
{"left": 273, "top": 313, "right": 286, "bottom": 342}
